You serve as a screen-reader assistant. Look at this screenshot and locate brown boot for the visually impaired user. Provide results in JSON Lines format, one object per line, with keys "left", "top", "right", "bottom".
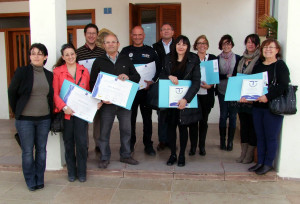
{"left": 242, "top": 145, "right": 255, "bottom": 164}
{"left": 236, "top": 143, "right": 248, "bottom": 163}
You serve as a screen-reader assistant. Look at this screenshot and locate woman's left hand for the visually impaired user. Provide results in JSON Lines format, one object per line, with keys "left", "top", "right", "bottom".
{"left": 177, "top": 98, "right": 187, "bottom": 110}
{"left": 200, "top": 81, "right": 213, "bottom": 89}
{"left": 97, "top": 102, "right": 103, "bottom": 109}
{"left": 256, "top": 95, "right": 268, "bottom": 103}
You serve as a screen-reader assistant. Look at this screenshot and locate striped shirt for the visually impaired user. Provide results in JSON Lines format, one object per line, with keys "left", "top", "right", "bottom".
{"left": 76, "top": 44, "right": 105, "bottom": 61}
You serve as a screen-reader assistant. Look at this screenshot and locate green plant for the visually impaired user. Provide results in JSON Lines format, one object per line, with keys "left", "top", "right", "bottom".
{"left": 259, "top": 14, "right": 278, "bottom": 39}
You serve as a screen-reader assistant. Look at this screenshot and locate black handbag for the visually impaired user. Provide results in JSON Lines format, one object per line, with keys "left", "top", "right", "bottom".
{"left": 268, "top": 62, "right": 298, "bottom": 115}
{"left": 146, "top": 82, "right": 160, "bottom": 110}
{"left": 50, "top": 111, "right": 64, "bottom": 133}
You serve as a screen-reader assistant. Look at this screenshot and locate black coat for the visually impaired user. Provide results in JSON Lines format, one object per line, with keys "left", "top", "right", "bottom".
{"left": 160, "top": 52, "right": 201, "bottom": 125}
{"left": 152, "top": 39, "right": 175, "bottom": 69}
{"left": 8, "top": 64, "right": 54, "bottom": 120}
{"left": 90, "top": 53, "right": 141, "bottom": 89}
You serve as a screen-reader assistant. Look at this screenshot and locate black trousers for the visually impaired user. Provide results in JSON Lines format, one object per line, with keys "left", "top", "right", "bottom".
{"left": 167, "top": 109, "right": 188, "bottom": 156}
{"left": 131, "top": 89, "right": 153, "bottom": 148}
{"left": 63, "top": 116, "right": 88, "bottom": 178}
{"left": 238, "top": 112, "right": 257, "bottom": 146}
{"left": 189, "top": 94, "right": 212, "bottom": 150}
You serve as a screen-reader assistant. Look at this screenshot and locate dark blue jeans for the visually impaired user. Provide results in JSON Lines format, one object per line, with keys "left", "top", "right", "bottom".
{"left": 218, "top": 94, "right": 237, "bottom": 128}
{"left": 252, "top": 107, "right": 283, "bottom": 166}
{"left": 63, "top": 116, "right": 88, "bottom": 179}
{"left": 15, "top": 119, "right": 51, "bottom": 189}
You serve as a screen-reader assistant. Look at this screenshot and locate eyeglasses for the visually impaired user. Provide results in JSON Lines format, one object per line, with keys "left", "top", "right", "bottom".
{"left": 103, "top": 41, "right": 118, "bottom": 44}
{"left": 222, "top": 42, "right": 232, "bottom": 46}
{"left": 30, "top": 52, "right": 44, "bottom": 56}
{"left": 197, "top": 42, "right": 207, "bottom": 46}
{"left": 86, "top": 32, "right": 97, "bottom": 36}
{"left": 263, "top": 46, "right": 277, "bottom": 50}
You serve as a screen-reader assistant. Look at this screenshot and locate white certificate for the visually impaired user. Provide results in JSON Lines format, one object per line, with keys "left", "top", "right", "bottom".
{"left": 241, "top": 79, "right": 264, "bottom": 101}
{"left": 197, "top": 66, "right": 208, "bottom": 95}
{"left": 92, "top": 73, "right": 133, "bottom": 107}
{"left": 134, "top": 61, "right": 156, "bottom": 90}
{"left": 78, "top": 58, "right": 96, "bottom": 74}
{"left": 169, "top": 86, "right": 190, "bottom": 107}
{"left": 63, "top": 85, "right": 100, "bottom": 123}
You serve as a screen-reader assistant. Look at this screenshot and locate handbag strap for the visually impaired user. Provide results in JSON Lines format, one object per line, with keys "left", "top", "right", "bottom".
{"left": 77, "top": 70, "right": 84, "bottom": 86}
{"left": 271, "top": 61, "right": 278, "bottom": 86}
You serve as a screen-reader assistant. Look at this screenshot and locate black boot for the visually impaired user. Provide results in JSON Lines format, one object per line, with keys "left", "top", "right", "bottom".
{"left": 227, "top": 127, "right": 235, "bottom": 151}
{"left": 199, "top": 131, "right": 207, "bottom": 156}
{"left": 219, "top": 127, "right": 226, "bottom": 150}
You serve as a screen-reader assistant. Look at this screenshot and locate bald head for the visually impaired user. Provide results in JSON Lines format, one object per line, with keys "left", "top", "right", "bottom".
{"left": 131, "top": 26, "right": 145, "bottom": 47}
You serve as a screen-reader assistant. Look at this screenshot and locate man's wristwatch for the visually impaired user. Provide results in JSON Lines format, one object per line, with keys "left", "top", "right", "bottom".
{"left": 63, "top": 106, "right": 68, "bottom": 111}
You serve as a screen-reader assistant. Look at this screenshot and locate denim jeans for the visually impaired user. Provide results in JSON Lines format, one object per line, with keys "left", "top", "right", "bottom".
{"left": 15, "top": 119, "right": 51, "bottom": 189}
{"left": 63, "top": 116, "right": 88, "bottom": 179}
{"left": 218, "top": 94, "right": 237, "bottom": 128}
{"left": 252, "top": 107, "right": 283, "bottom": 166}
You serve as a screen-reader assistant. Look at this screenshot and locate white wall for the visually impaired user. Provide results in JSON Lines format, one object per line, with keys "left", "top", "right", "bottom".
{"left": 0, "top": 0, "right": 256, "bottom": 123}
{"left": 0, "top": 32, "right": 9, "bottom": 119}
{"left": 277, "top": 0, "right": 300, "bottom": 179}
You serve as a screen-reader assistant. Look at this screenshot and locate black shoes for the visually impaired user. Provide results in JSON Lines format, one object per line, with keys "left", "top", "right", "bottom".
{"left": 95, "top": 146, "right": 100, "bottom": 153}
{"left": 36, "top": 184, "right": 44, "bottom": 190}
{"left": 144, "top": 146, "right": 156, "bottom": 156}
{"left": 157, "top": 142, "right": 168, "bottom": 151}
{"left": 68, "top": 176, "right": 76, "bottom": 182}
{"left": 189, "top": 148, "right": 196, "bottom": 156}
{"left": 255, "top": 165, "right": 273, "bottom": 175}
{"left": 227, "top": 142, "right": 233, "bottom": 151}
{"left": 78, "top": 177, "right": 86, "bottom": 182}
{"left": 199, "top": 147, "right": 206, "bottom": 156}
{"left": 98, "top": 160, "right": 110, "bottom": 169}
{"left": 177, "top": 156, "right": 185, "bottom": 167}
{"left": 248, "top": 164, "right": 263, "bottom": 172}
{"left": 167, "top": 154, "right": 177, "bottom": 166}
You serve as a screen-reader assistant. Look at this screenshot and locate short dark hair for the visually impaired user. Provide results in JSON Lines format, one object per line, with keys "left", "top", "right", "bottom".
{"left": 84, "top": 23, "right": 99, "bottom": 34}
{"left": 161, "top": 23, "right": 174, "bottom": 31}
{"left": 260, "top": 38, "right": 282, "bottom": 61}
{"left": 29, "top": 43, "right": 48, "bottom": 65}
{"left": 218, "top": 34, "right": 234, "bottom": 50}
{"left": 244, "top": 34, "right": 260, "bottom": 47}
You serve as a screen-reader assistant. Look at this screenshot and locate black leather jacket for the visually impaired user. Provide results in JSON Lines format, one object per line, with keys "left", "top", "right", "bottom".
{"left": 160, "top": 52, "right": 201, "bottom": 125}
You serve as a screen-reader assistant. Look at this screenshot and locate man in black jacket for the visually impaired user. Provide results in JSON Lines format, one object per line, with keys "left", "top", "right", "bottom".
{"left": 90, "top": 34, "right": 140, "bottom": 168}
{"left": 152, "top": 23, "right": 175, "bottom": 151}
{"left": 120, "top": 26, "right": 160, "bottom": 156}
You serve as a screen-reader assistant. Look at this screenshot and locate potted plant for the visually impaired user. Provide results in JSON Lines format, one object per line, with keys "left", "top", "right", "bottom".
{"left": 259, "top": 14, "right": 278, "bottom": 39}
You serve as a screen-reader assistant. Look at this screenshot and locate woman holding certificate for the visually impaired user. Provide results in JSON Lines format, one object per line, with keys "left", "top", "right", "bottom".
{"left": 236, "top": 34, "right": 261, "bottom": 164}
{"left": 247, "top": 39, "right": 290, "bottom": 175}
{"left": 188, "top": 35, "right": 217, "bottom": 156}
{"left": 8, "top": 43, "right": 53, "bottom": 191}
{"left": 160, "top": 35, "right": 200, "bottom": 167}
{"left": 53, "top": 44, "right": 93, "bottom": 182}
{"left": 217, "top": 34, "right": 240, "bottom": 151}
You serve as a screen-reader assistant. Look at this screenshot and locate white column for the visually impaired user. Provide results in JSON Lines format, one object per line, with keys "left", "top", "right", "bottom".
{"left": 277, "top": 0, "right": 300, "bottom": 178}
{"left": 29, "top": 0, "right": 67, "bottom": 170}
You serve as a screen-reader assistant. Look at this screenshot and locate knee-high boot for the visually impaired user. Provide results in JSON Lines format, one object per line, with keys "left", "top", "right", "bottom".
{"left": 227, "top": 127, "right": 235, "bottom": 151}
{"left": 236, "top": 143, "right": 248, "bottom": 163}
{"left": 219, "top": 127, "right": 226, "bottom": 150}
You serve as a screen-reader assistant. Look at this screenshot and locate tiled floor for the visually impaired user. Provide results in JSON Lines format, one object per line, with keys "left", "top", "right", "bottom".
{"left": 1, "top": 119, "right": 299, "bottom": 203}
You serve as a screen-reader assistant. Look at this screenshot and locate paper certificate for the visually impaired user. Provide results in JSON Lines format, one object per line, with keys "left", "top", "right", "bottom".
{"left": 169, "top": 86, "right": 190, "bottom": 107}
{"left": 241, "top": 79, "right": 264, "bottom": 100}
{"left": 78, "top": 58, "right": 96, "bottom": 74}
{"left": 134, "top": 62, "right": 156, "bottom": 90}
{"left": 91, "top": 72, "right": 139, "bottom": 110}
{"left": 60, "top": 80, "right": 100, "bottom": 123}
{"left": 200, "top": 59, "right": 219, "bottom": 85}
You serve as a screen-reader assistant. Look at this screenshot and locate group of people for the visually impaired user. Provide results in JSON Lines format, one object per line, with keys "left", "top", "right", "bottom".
{"left": 8, "top": 22, "right": 290, "bottom": 191}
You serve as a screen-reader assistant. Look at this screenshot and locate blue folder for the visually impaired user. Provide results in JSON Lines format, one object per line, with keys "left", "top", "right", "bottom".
{"left": 91, "top": 72, "right": 139, "bottom": 110}
{"left": 225, "top": 72, "right": 268, "bottom": 101}
{"left": 60, "top": 79, "right": 91, "bottom": 101}
{"left": 158, "top": 79, "right": 198, "bottom": 108}
{"left": 200, "top": 60, "right": 219, "bottom": 85}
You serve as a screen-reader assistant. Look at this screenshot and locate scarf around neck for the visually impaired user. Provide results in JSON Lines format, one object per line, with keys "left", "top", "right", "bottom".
{"left": 220, "top": 51, "right": 234, "bottom": 74}
{"left": 237, "top": 48, "right": 260, "bottom": 74}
